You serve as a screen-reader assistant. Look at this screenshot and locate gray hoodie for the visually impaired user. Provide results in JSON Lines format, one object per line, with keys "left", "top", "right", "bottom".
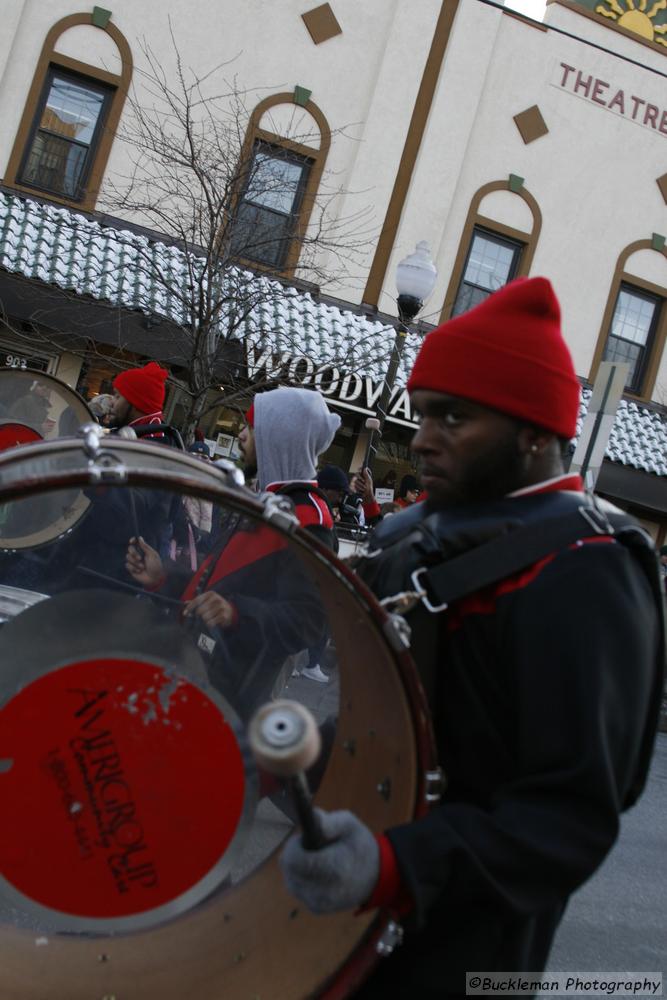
{"left": 253, "top": 387, "right": 341, "bottom": 490}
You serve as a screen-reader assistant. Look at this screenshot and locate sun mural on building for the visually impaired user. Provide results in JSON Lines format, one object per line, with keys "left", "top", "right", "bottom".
{"left": 594, "top": 0, "right": 667, "bottom": 45}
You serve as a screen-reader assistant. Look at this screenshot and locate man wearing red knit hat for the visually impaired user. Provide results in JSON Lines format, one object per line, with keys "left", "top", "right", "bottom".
{"left": 61, "top": 360, "right": 172, "bottom": 589}
{"left": 110, "top": 361, "right": 168, "bottom": 434}
{"left": 281, "top": 278, "right": 664, "bottom": 998}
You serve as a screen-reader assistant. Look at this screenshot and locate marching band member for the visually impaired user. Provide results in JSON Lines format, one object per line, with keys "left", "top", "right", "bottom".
{"left": 109, "top": 361, "right": 168, "bottom": 436}
{"left": 280, "top": 278, "right": 664, "bottom": 999}
{"left": 126, "top": 386, "right": 340, "bottom": 716}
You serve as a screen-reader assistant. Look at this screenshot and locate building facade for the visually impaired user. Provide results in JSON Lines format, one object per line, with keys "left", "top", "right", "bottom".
{"left": 0, "top": 0, "right": 665, "bottom": 535}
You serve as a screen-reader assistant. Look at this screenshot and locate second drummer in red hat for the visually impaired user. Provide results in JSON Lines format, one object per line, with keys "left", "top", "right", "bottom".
{"left": 110, "top": 361, "right": 168, "bottom": 434}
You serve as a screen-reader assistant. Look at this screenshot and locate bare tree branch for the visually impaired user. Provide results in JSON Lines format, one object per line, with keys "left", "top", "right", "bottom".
{"left": 3, "top": 32, "right": 391, "bottom": 441}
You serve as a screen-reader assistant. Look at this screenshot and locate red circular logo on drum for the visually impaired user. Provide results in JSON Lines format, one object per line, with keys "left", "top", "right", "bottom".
{"left": 0, "top": 659, "right": 245, "bottom": 918}
{"left": 0, "top": 422, "right": 42, "bottom": 451}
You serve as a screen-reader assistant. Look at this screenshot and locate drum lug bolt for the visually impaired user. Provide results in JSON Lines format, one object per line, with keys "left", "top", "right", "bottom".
{"left": 79, "top": 421, "right": 105, "bottom": 457}
{"left": 424, "top": 766, "right": 445, "bottom": 804}
{"left": 382, "top": 614, "right": 412, "bottom": 652}
{"left": 210, "top": 457, "right": 244, "bottom": 487}
{"left": 376, "top": 919, "right": 404, "bottom": 956}
{"left": 377, "top": 777, "right": 392, "bottom": 801}
{"left": 88, "top": 457, "right": 128, "bottom": 484}
{"left": 261, "top": 495, "right": 299, "bottom": 533}
{"left": 342, "top": 739, "right": 356, "bottom": 756}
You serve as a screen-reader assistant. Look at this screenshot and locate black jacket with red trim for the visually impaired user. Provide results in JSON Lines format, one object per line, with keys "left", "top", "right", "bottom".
{"left": 355, "top": 484, "right": 664, "bottom": 998}
{"left": 162, "top": 482, "right": 333, "bottom": 718}
{"left": 127, "top": 411, "right": 165, "bottom": 439}
{"left": 267, "top": 480, "right": 335, "bottom": 549}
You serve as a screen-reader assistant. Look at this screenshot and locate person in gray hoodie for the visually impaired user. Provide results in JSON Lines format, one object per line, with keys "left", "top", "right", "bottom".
{"left": 127, "top": 385, "right": 341, "bottom": 712}
{"left": 238, "top": 386, "right": 341, "bottom": 547}
{"left": 240, "top": 387, "right": 340, "bottom": 478}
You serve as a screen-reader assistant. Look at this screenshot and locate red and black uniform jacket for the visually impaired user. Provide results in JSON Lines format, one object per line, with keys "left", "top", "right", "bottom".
{"left": 161, "top": 481, "right": 334, "bottom": 718}
{"left": 127, "top": 410, "right": 165, "bottom": 439}
{"left": 355, "top": 477, "right": 664, "bottom": 998}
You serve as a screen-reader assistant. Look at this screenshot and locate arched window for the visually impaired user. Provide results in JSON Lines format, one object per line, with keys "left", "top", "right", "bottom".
{"left": 4, "top": 12, "right": 132, "bottom": 212}
{"left": 590, "top": 240, "right": 667, "bottom": 400}
{"left": 440, "top": 179, "right": 542, "bottom": 322}
{"left": 230, "top": 93, "right": 331, "bottom": 276}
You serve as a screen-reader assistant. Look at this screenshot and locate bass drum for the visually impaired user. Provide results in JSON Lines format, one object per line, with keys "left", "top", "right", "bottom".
{"left": 0, "top": 433, "right": 437, "bottom": 1000}
{"left": 0, "top": 369, "right": 93, "bottom": 450}
{"left": 0, "top": 370, "right": 94, "bottom": 549}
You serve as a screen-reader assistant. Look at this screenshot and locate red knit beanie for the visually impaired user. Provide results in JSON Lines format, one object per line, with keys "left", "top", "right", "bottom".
{"left": 245, "top": 403, "right": 255, "bottom": 427}
{"left": 407, "top": 277, "right": 580, "bottom": 438}
{"left": 113, "top": 362, "right": 167, "bottom": 414}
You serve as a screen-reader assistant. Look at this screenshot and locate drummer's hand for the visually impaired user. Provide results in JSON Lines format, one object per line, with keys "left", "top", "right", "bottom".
{"left": 350, "top": 467, "right": 374, "bottom": 504}
{"left": 125, "top": 536, "right": 164, "bottom": 588}
{"left": 280, "top": 809, "right": 379, "bottom": 914}
{"left": 183, "top": 592, "right": 236, "bottom": 629}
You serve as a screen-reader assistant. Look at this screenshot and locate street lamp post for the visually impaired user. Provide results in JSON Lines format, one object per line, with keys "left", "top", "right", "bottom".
{"left": 364, "top": 241, "right": 437, "bottom": 475}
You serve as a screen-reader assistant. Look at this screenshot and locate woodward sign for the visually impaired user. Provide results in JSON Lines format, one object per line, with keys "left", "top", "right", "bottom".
{"left": 556, "top": 62, "right": 667, "bottom": 136}
{"left": 245, "top": 344, "right": 417, "bottom": 427}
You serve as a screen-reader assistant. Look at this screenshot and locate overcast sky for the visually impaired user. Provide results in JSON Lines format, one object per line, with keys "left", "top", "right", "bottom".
{"left": 505, "top": 0, "right": 548, "bottom": 19}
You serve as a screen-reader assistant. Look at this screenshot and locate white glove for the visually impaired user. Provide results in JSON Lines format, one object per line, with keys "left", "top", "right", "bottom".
{"left": 280, "top": 809, "right": 380, "bottom": 914}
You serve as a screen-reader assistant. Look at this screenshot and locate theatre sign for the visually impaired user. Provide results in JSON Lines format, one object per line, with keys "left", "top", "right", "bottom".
{"left": 245, "top": 344, "right": 416, "bottom": 427}
{"left": 554, "top": 62, "right": 667, "bottom": 136}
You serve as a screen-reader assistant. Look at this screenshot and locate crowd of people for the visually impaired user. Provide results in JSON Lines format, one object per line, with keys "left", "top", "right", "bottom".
{"left": 1, "top": 275, "right": 664, "bottom": 999}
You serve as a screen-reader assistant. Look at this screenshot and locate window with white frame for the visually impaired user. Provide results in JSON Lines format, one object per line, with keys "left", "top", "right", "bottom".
{"left": 602, "top": 284, "right": 661, "bottom": 394}
{"left": 18, "top": 67, "right": 114, "bottom": 201}
{"left": 231, "top": 140, "right": 312, "bottom": 269}
{"left": 452, "top": 227, "right": 522, "bottom": 317}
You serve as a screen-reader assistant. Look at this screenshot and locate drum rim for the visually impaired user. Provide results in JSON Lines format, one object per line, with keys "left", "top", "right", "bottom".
{"left": 0, "top": 435, "right": 403, "bottom": 630}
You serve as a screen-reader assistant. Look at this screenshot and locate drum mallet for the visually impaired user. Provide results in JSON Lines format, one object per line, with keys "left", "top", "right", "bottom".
{"left": 248, "top": 699, "right": 327, "bottom": 850}
{"left": 362, "top": 416, "right": 381, "bottom": 474}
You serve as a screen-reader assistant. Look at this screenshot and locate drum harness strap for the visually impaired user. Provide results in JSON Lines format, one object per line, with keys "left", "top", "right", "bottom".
{"left": 377, "top": 501, "right": 659, "bottom": 617}
{"left": 372, "top": 496, "right": 665, "bottom": 811}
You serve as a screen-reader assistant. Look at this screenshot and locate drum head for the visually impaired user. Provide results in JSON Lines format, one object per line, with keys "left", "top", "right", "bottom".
{"left": 0, "top": 370, "right": 92, "bottom": 449}
{"left": 0, "top": 372, "right": 95, "bottom": 547}
{"left": 0, "top": 437, "right": 434, "bottom": 999}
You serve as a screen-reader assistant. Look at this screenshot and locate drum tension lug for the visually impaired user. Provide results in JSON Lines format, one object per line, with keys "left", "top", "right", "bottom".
{"left": 211, "top": 457, "right": 245, "bottom": 487}
{"left": 79, "top": 423, "right": 128, "bottom": 482}
{"left": 377, "top": 777, "right": 391, "bottom": 801}
{"left": 88, "top": 456, "right": 128, "bottom": 484}
{"left": 382, "top": 613, "right": 412, "bottom": 652}
{"left": 376, "top": 919, "right": 404, "bottom": 956}
{"left": 78, "top": 421, "right": 105, "bottom": 458}
{"left": 261, "top": 494, "right": 300, "bottom": 533}
{"left": 424, "top": 766, "right": 445, "bottom": 804}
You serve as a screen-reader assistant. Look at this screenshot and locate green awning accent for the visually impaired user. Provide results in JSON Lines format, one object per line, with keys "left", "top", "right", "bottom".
{"left": 92, "top": 7, "right": 112, "bottom": 28}
{"left": 294, "top": 86, "right": 312, "bottom": 107}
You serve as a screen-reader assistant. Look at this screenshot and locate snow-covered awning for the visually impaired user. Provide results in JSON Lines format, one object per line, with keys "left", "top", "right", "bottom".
{"left": 0, "top": 190, "right": 665, "bottom": 478}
